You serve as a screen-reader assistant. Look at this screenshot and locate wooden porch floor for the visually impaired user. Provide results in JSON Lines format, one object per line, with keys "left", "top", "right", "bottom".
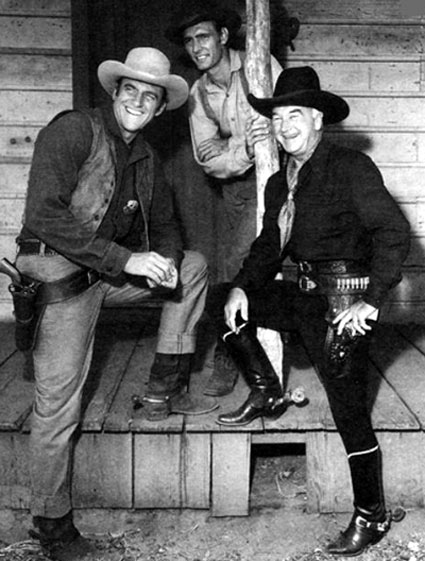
{"left": 0, "top": 309, "right": 425, "bottom": 516}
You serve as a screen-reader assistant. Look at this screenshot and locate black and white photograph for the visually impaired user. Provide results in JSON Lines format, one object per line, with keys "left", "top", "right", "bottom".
{"left": 0, "top": 1, "right": 424, "bottom": 560}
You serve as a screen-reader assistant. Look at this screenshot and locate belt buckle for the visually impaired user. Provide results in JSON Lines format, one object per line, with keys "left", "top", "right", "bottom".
{"left": 298, "top": 274, "right": 317, "bottom": 292}
{"left": 299, "top": 260, "right": 312, "bottom": 274}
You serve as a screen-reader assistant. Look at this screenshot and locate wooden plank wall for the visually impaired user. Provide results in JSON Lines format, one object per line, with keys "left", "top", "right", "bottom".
{"left": 282, "top": 0, "right": 425, "bottom": 321}
{"left": 0, "top": 0, "right": 72, "bottom": 318}
{"left": 0, "top": 0, "right": 424, "bottom": 322}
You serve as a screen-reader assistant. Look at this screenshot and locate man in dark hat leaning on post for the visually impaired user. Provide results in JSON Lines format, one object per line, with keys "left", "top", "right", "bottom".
{"left": 165, "top": 1, "right": 283, "bottom": 398}
{"left": 14, "top": 47, "right": 214, "bottom": 560}
{"left": 208, "top": 66, "right": 410, "bottom": 556}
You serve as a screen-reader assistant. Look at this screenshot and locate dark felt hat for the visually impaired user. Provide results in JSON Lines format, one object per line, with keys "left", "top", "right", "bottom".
{"left": 248, "top": 66, "right": 349, "bottom": 125}
{"left": 165, "top": 0, "right": 242, "bottom": 45}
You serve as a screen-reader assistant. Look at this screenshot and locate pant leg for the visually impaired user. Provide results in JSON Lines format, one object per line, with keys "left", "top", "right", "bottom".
{"left": 221, "top": 175, "right": 257, "bottom": 282}
{"left": 291, "top": 291, "right": 377, "bottom": 453}
{"left": 246, "top": 282, "right": 382, "bottom": 508}
{"left": 290, "top": 290, "right": 382, "bottom": 508}
{"left": 29, "top": 282, "right": 105, "bottom": 518}
{"left": 156, "top": 251, "right": 208, "bottom": 354}
{"left": 104, "top": 250, "right": 208, "bottom": 355}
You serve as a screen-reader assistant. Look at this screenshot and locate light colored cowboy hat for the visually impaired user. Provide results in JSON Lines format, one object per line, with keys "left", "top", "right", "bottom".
{"left": 165, "top": 0, "right": 242, "bottom": 45}
{"left": 97, "top": 47, "right": 189, "bottom": 111}
{"left": 248, "top": 66, "right": 349, "bottom": 125}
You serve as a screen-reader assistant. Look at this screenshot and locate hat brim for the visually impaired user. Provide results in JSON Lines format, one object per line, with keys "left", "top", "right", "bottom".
{"left": 248, "top": 90, "right": 349, "bottom": 125}
{"left": 165, "top": 9, "right": 242, "bottom": 45}
{"left": 97, "top": 60, "right": 189, "bottom": 111}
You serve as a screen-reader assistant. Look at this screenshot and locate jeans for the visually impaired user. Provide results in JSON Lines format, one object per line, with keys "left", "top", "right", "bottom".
{"left": 16, "top": 250, "right": 208, "bottom": 518}
{"left": 220, "top": 173, "right": 257, "bottom": 282}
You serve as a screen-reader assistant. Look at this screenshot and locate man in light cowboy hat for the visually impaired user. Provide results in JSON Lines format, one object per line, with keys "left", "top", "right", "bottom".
{"left": 14, "top": 47, "right": 214, "bottom": 560}
{"left": 208, "top": 66, "right": 410, "bottom": 555}
{"left": 165, "top": 0, "right": 285, "bottom": 399}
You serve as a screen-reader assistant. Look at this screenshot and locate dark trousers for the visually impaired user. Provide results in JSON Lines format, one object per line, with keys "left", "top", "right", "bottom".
{"left": 207, "top": 280, "right": 381, "bottom": 508}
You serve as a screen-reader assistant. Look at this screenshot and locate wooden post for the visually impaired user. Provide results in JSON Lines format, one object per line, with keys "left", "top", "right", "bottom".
{"left": 245, "top": 0, "right": 283, "bottom": 381}
{"left": 245, "top": 0, "right": 279, "bottom": 228}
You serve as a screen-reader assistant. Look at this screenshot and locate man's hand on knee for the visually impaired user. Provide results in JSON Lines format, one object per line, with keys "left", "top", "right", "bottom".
{"left": 124, "top": 252, "right": 178, "bottom": 288}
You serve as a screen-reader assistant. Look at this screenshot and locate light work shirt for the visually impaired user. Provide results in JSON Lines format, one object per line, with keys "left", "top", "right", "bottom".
{"left": 188, "top": 49, "right": 282, "bottom": 179}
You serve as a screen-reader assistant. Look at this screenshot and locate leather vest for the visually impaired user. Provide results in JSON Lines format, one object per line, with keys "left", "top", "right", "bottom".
{"left": 70, "top": 108, "right": 153, "bottom": 251}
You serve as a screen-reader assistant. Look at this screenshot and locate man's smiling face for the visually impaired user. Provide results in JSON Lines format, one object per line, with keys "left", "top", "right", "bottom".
{"left": 113, "top": 78, "right": 165, "bottom": 143}
{"left": 182, "top": 21, "right": 228, "bottom": 72}
{"left": 272, "top": 105, "right": 323, "bottom": 160}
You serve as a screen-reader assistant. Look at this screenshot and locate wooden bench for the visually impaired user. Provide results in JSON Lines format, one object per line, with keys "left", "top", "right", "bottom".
{"left": 0, "top": 309, "right": 424, "bottom": 516}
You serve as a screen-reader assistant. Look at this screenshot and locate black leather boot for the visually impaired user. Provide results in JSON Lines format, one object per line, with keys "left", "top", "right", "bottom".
{"left": 29, "top": 511, "right": 96, "bottom": 560}
{"left": 217, "top": 326, "right": 285, "bottom": 426}
{"left": 204, "top": 340, "right": 239, "bottom": 396}
{"left": 144, "top": 353, "right": 217, "bottom": 420}
{"left": 327, "top": 505, "right": 404, "bottom": 556}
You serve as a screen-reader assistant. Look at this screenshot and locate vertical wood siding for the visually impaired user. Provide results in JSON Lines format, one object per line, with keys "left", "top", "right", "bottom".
{"left": 0, "top": 0, "right": 71, "bottom": 314}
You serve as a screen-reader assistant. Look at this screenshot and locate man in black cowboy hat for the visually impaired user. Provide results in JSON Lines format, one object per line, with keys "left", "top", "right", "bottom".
{"left": 209, "top": 66, "right": 410, "bottom": 556}
{"left": 15, "top": 47, "right": 215, "bottom": 560}
{"left": 166, "top": 0, "right": 283, "bottom": 398}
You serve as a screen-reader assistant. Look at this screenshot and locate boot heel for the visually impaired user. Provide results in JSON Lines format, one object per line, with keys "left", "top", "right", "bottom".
{"left": 264, "top": 396, "right": 289, "bottom": 420}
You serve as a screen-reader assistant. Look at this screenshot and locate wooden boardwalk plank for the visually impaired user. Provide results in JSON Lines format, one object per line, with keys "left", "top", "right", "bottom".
{"left": 369, "top": 361, "right": 419, "bottom": 430}
{"left": 80, "top": 322, "right": 141, "bottom": 431}
{"left": 211, "top": 432, "right": 251, "bottom": 517}
{"left": 0, "top": 353, "right": 33, "bottom": 430}
{"left": 398, "top": 324, "right": 425, "bottom": 355}
{"left": 0, "top": 320, "right": 16, "bottom": 368}
{"left": 134, "top": 431, "right": 211, "bottom": 510}
{"left": 306, "top": 432, "right": 352, "bottom": 513}
{"left": 379, "top": 432, "right": 425, "bottom": 508}
{"left": 0, "top": 432, "right": 30, "bottom": 509}
{"left": 72, "top": 433, "right": 132, "bottom": 508}
{"left": 180, "top": 432, "right": 211, "bottom": 509}
{"left": 134, "top": 433, "right": 182, "bottom": 508}
{"left": 369, "top": 324, "right": 425, "bottom": 429}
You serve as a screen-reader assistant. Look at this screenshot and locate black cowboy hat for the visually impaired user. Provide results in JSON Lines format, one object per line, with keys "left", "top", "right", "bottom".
{"left": 248, "top": 66, "right": 349, "bottom": 125}
{"left": 165, "top": 0, "right": 242, "bottom": 46}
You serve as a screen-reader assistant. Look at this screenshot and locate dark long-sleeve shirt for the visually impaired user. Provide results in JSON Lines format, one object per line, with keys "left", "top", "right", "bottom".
{"left": 233, "top": 139, "right": 411, "bottom": 308}
{"left": 21, "top": 105, "right": 183, "bottom": 276}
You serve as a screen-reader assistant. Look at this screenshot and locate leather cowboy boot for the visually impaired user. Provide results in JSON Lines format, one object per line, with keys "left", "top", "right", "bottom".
{"left": 327, "top": 446, "right": 405, "bottom": 556}
{"left": 217, "top": 325, "right": 285, "bottom": 426}
{"left": 29, "top": 511, "right": 96, "bottom": 561}
{"left": 326, "top": 504, "right": 393, "bottom": 556}
{"left": 143, "top": 353, "right": 217, "bottom": 421}
{"left": 204, "top": 339, "right": 239, "bottom": 397}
